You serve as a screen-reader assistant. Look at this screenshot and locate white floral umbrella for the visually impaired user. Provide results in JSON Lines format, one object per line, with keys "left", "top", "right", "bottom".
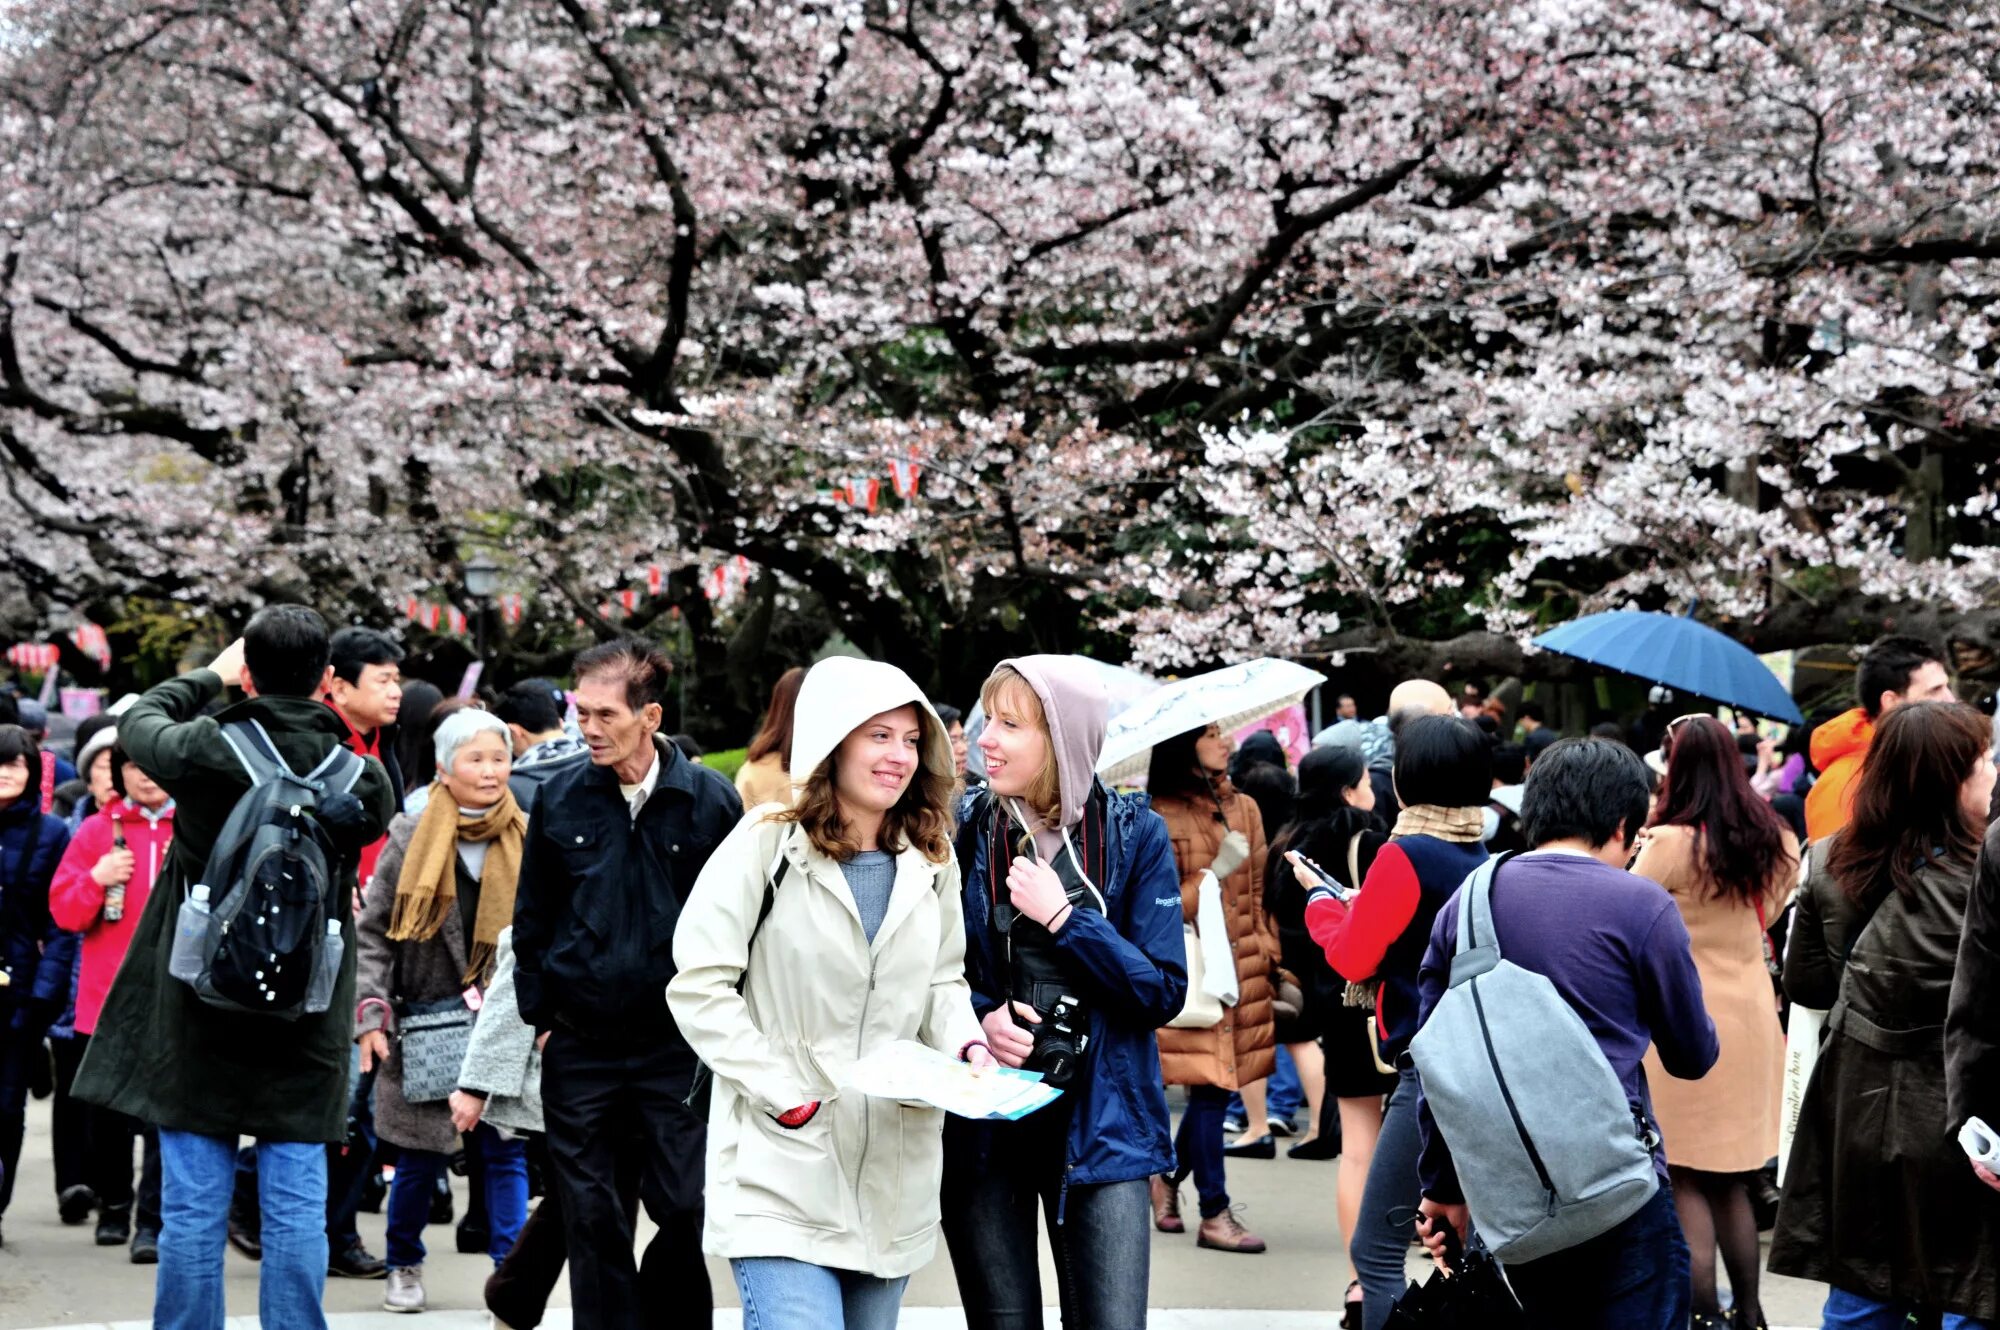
{"left": 1095, "top": 658, "right": 1327, "bottom": 786}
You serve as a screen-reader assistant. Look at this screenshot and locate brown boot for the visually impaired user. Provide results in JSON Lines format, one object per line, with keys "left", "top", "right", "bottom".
{"left": 1149, "top": 1175, "right": 1184, "bottom": 1233}
{"left": 1196, "top": 1207, "right": 1267, "bottom": 1253}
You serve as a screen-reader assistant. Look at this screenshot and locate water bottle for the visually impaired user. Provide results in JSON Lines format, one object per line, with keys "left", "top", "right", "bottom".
{"left": 167, "top": 885, "right": 213, "bottom": 983}
{"left": 103, "top": 812, "right": 127, "bottom": 923}
{"left": 306, "top": 918, "right": 343, "bottom": 1014}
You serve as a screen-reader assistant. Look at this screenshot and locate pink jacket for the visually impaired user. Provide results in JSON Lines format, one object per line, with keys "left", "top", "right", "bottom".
{"left": 50, "top": 799, "right": 175, "bottom": 1036}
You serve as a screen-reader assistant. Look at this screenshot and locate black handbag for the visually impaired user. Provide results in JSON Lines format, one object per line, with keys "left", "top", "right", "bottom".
{"left": 1384, "top": 1231, "right": 1525, "bottom": 1329}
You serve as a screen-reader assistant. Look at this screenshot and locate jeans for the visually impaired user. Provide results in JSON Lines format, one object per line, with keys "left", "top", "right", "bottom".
{"left": 1822, "top": 1286, "right": 1993, "bottom": 1330}
{"left": 1353, "top": 1064, "right": 1424, "bottom": 1330}
{"left": 156, "top": 1130, "right": 329, "bottom": 1330}
{"left": 732, "top": 1256, "right": 909, "bottom": 1330}
{"left": 1503, "top": 1183, "right": 1690, "bottom": 1330}
{"left": 1172, "top": 1085, "right": 1231, "bottom": 1220}
{"left": 386, "top": 1123, "right": 528, "bottom": 1269}
{"left": 941, "top": 1107, "right": 1151, "bottom": 1330}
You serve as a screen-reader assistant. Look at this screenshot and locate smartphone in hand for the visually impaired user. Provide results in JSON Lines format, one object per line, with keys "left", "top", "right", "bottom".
{"left": 1286, "top": 850, "right": 1357, "bottom": 903}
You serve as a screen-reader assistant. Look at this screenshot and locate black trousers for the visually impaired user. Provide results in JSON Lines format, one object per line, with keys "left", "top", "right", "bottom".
{"left": 540, "top": 1031, "right": 708, "bottom": 1330}
{"left": 486, "top": 1135, "right": 656, "bottom": 1330}
{"left": 51, "top": 1033, "right": 90, "bottom": 1196}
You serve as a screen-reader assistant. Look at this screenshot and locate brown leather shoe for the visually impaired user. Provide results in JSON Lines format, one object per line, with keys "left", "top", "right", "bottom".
{"left": 1196, "top": 1208, "right": 1267, "bottom": 1253}
{"left": 1149, "top": 1175, "right": 1184, "bottom": 1233}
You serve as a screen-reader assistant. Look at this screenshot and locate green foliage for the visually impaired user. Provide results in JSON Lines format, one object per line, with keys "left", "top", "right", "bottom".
{"left": 703, "top": 746, "right": 748, "bottom": 781}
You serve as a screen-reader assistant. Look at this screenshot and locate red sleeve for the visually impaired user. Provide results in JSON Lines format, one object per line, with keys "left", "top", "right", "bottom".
{"left": 1305, "top": 841, "right": 1421, "bottom": 984}
{"left": 50, "top": 816, "right": 109, "bottom": 933}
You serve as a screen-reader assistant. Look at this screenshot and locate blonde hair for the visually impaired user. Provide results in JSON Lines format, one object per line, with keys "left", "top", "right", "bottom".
{"left": 774, "top": 712, "right": 954, "bottom": 864}
{"left": 978, "top": 666, "right": 1062, "bottom": 827}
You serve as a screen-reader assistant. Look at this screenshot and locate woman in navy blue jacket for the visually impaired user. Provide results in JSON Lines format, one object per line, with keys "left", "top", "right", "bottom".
{"left": 0, "top": 724, "right": 77, "bottom": 1243}
{"left": 943, "top": 658, "right": 1188, "bottom": 1330}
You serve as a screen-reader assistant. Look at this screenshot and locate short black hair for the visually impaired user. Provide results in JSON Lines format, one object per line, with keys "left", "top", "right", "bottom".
{"left": 243, "top": 605, "right": 332, "bottom": 698}
{"left": 573, "top": 637, "right": 672, "bottom": 714}
{"left": 493, "top": 678, "right": 566, "bottom": 734}
{"left": 328, "top": 626, "right": 404, "bottom": 687}
{"left": 1523, "top": 726, "right": 1561, "bottom": 758}
{"left": 1491, "top": 742, "right": 1527, "bottom": 787}
{"left": 0, "top": 724, "right": 41, "bottom": 805}
{"left": 1858, "top": 634, "right": 1947, "bottom": 719}
{"left": 0, "top": 694, "right": 17, "bottom": 727}
{"left": 1391, "top": 715, "right": 1491, "bottom": 809}
{"left": 1520, "top": 738, "right": 1652, "bottom": 850}
{"left": 934, "top": 703, "right": 964, "bottom": 727}
{"left": 1337, "top": 693, "right": 1357, "bottom": 705}
{"left": 1517, "top": 702, "right": 1545, "bottom": 724}
{"left": 1588, "top": 721, "right": 1625, "bottom": 743}
{"left": 670, "top": 733, "right": 704, "bottom": 760}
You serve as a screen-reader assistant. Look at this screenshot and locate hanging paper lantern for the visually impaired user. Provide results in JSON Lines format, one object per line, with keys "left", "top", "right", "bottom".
{"left": 499, "top": 594, "right": 525, "bottom": 626}
{"left": 447, "top": 608, "right": 469, "bottom": 636}
{"left": 889, "top": 458, "right": 922, "bottom": 500}
{"left": 6, "top": 643, "right": 59, "bottom": 673}
{"left": 618, "top": 589, "right": 640, "bottom": 613}
{"left": 70, "top": 622, "right": 112, "bottom": 669}
{"left": 646, "top": 565, "right": 664, "bottom": 596}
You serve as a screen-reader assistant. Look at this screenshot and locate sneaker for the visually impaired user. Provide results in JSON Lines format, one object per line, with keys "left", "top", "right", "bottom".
{"left": 1149, "top": 1174, "right": 1184, "bottom": 1234}
{"left": 384, "top": 1265, "right": 427, "bottom": 1313}
{"left": 1222, "top": 1115, "right": 1248, "bottom": 1136}
{"left": 130, "top": 1230, "right": 160, "bottom": 1265}
{"left": 1268, "top": 1118, "right": 1299, "bottom": 1138}
{"left": 331, "top": 1242, "right": 388, "bottom": 1279}
{"left": 58, "top": 1184, "right": 98, "bottom": 1225}
{"left": 1196, "top": 1208, "right": 1267, "bottom": 1253}
{"left": 95, "top": 1205, "right": 132, "bottom": 1247}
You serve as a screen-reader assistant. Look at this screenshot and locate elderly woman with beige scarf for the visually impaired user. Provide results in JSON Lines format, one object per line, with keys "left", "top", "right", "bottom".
{"left": 356, "top": 708, "right": 531, "bottom": 1315}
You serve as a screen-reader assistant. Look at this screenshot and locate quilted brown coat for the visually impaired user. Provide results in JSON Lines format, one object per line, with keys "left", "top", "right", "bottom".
{"left": 1153, "top": 782, "right": 1279, "bottom": 1091}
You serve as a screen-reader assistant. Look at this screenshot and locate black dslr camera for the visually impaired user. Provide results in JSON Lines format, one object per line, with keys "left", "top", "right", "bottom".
{"left": 992, "top": 829, "right": 1102, "bottom": 1088}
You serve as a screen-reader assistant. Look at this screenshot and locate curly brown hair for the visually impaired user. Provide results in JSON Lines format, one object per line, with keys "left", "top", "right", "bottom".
{"left": 774, "top": 706, "right": 954, "bottom": 863}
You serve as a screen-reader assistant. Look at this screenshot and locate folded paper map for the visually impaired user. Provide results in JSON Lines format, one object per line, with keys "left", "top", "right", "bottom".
{"left": 841, "top": 1040, "right": 1062, "bottom": 1121}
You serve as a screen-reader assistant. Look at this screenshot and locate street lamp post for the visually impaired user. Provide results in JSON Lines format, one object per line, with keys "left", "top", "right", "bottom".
{"left": 464, "top": 555, "right": 500, "bottom": 663}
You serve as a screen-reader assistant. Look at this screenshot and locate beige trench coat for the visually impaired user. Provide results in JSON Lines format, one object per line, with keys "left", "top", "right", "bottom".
{"left": 667, "top": 810, "right": 984, "bottom": 1279}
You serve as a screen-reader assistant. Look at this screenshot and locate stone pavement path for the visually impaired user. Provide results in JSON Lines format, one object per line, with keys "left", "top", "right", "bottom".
{"left": 0, "top": 1099, "right": 1829, "bottom": 1327}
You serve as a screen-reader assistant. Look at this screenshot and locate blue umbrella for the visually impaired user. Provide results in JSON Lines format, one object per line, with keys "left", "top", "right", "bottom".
{"left": 1532, "top": 610, "right": 1803, "bottom": 725}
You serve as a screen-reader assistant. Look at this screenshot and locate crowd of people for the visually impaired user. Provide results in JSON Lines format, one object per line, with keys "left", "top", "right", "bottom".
{"left": 1, "top": 618, "right": 1998, "bottom": 1329}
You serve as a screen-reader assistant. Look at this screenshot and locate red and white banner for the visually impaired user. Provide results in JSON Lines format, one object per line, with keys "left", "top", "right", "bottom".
{"left": 6, "top": 643, "right": 59, "bottom": 673}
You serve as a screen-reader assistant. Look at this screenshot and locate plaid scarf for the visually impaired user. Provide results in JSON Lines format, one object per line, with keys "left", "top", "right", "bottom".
{"left": 1391, "top": 803, "right": 1486, "bottom": 843}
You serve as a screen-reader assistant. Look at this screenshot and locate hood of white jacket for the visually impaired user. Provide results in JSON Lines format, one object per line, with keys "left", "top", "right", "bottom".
{"left": 785, "top": 657, "right": 952, "bottom": 796}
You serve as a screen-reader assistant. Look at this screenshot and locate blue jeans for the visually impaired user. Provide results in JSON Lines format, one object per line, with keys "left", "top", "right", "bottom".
{"left": 1354, "top": 1064, "right": 1424, "bottom": 1330}
{"left": 157, "top": 1130, "right": 329, "bottom": 1330}
{"left": 1502, "top": 1183, "right": 1691, "bottom": 1330}
{"left": 732, "top": 1256, "right": 908, "bottom": 1330}
{"left": 1172, "top": 1084, "right": 1231, "bottom": 1219}
{"left": 385, "top": 1123, "right": 527, "bottom": 1270}
{"left": 1823, "top": 1286, "right": 1992, "bottom": 1329}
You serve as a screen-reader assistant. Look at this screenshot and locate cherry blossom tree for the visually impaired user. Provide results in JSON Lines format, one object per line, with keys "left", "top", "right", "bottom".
{"left": 2, "top": 0, "right": 1995, "bottom": 720}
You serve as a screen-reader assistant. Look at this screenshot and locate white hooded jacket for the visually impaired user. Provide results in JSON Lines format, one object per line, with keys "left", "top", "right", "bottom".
{"left": 667, "top": 657, "right": 983, "bottom": 1277}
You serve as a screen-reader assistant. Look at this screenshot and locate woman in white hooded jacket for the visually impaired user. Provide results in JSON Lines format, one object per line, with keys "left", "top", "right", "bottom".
{"left": 667, "top": 658, "right": 990, "bottom": 1329}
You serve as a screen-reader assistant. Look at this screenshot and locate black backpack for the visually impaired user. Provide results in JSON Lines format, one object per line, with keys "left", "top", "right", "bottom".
{"left": 171, "top": 720, "right": 365, "bottom": 1019}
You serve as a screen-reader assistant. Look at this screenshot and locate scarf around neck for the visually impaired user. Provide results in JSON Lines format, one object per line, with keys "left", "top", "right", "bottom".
{"left": 1392, "top": 803, "right": 1486, "bottom": 843}
{"left": 389, "top": 784, "right": 527, "bottom": 987}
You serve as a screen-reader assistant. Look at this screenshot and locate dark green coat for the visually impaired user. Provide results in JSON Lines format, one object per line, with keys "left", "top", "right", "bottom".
{"left": 73, "top": 670, "right": 395, "bottom": 1143}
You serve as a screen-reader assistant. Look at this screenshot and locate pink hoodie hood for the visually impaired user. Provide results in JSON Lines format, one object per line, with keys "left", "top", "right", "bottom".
{"left": 996, "top": 654, "right": 1111, "bottom": 831}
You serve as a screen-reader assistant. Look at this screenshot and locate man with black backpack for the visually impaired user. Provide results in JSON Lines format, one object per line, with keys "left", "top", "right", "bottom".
{"left": 1409, "top": 737, "right": 1717, "bottom": 1329}
{"left": 74, "top": 607, "right": 395, "bottom": 1330}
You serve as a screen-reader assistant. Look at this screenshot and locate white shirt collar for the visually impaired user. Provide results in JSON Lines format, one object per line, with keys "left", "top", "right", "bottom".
{"left": 619, "top": 748, "right": 662, "bottom": 820}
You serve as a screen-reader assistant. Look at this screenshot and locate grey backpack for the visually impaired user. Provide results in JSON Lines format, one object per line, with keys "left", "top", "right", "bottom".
{"left": 1409, "top": 854, "right": 1659, "bottom": 1264}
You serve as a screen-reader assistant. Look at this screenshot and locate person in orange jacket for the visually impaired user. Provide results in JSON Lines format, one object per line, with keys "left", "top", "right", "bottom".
{"left": 1803, "top": 635, "right": 1954, "bottom": 842}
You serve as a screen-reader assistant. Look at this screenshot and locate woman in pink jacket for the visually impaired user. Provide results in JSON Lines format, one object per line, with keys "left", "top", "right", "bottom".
{"left": 50, "top": 742, "right": 172, "bottom": 1262}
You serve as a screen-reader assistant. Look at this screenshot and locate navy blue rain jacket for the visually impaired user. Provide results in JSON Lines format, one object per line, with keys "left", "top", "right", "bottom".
{"left": 0, "top": 801, "right": 78, "bottom": 1031}
{"left": 951, "top": 784, "right": 1188, "bottom": 1188}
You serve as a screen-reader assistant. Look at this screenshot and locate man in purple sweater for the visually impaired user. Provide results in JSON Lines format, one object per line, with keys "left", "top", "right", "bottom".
{"left": 1412, "top": 738, "right": 1719, "bottom": 1328}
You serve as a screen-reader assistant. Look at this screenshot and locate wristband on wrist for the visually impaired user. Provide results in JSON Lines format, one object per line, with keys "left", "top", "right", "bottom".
{"left": 959, "top": 1040, "right": 991, "bottom": 1063}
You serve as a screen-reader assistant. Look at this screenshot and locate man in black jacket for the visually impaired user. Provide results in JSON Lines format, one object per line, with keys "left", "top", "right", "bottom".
{"left": 512, "top": 637, "right": 742, "bottom": 1328}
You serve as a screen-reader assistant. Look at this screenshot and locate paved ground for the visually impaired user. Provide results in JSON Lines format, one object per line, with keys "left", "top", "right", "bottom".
{"left": 0, "top": 1098, "right": 1831, "bottom": 1327}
